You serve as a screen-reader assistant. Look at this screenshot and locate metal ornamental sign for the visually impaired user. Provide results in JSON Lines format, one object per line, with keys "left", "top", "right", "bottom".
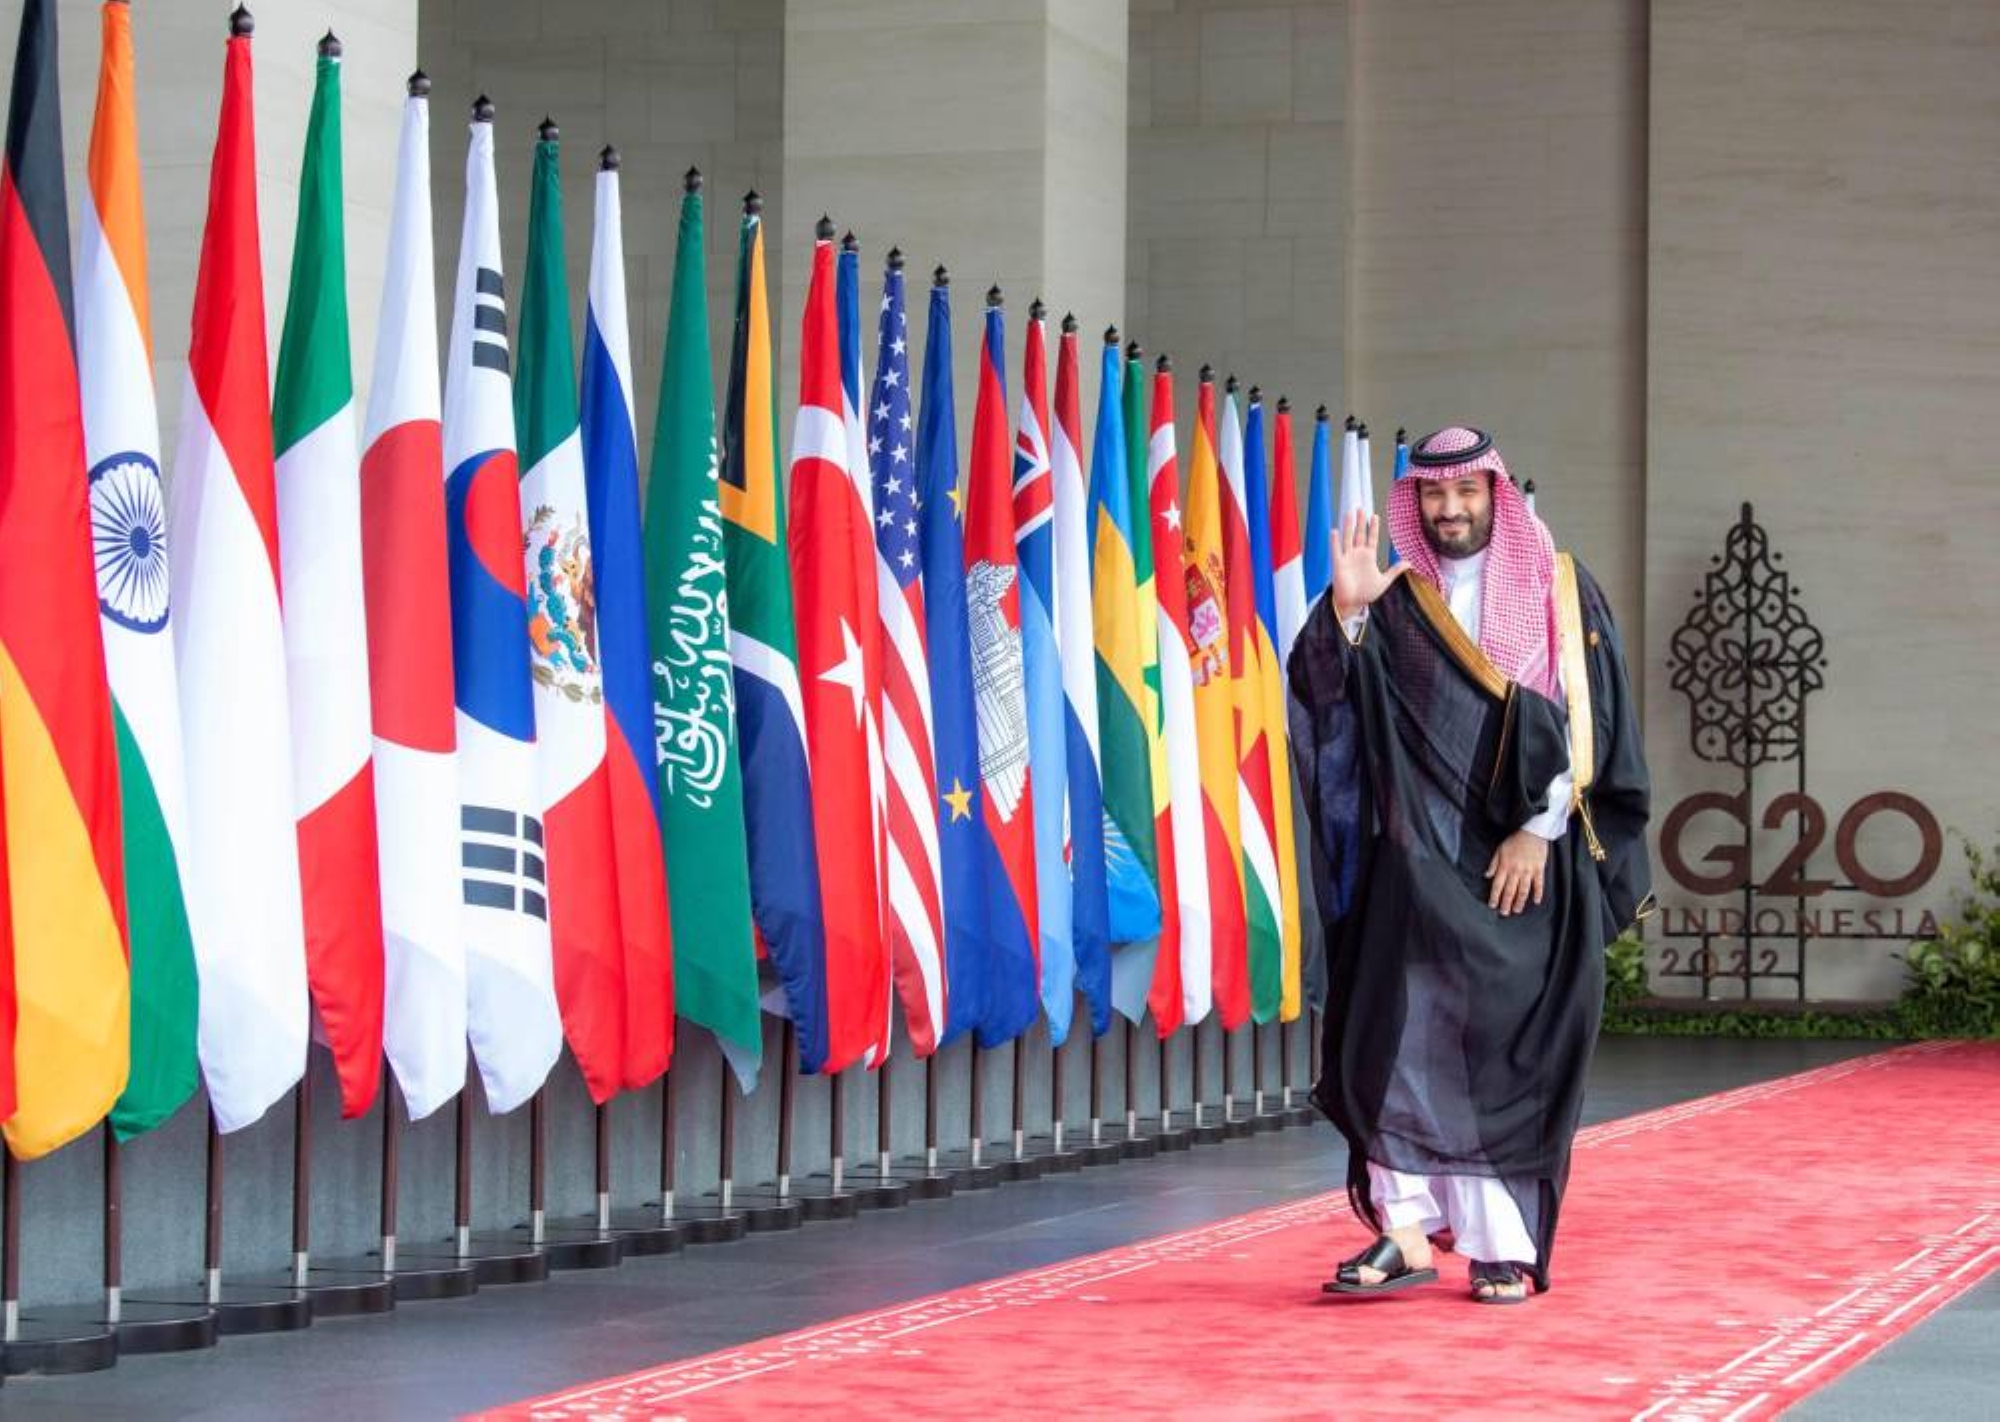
{"left": 1658, "top": 504, "right": 1942, "bottom": 998}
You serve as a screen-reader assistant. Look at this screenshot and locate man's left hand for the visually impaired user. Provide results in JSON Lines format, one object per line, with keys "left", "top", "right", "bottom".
{"left": 1485, "top": 830, "right": 1549, "bottom": 917}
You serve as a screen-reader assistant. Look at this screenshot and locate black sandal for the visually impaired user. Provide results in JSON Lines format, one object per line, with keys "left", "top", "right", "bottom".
{"left": 1323, "top": 1235, "right": 1439, "bottom": 1295}
{"left": 1469, "top": 1260, "right": 1529, "bottom": 1305}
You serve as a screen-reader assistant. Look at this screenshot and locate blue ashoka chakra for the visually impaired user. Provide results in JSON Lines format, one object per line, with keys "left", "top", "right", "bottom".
{"left": 90, "top": 452, "right": 171, "bottom": 633}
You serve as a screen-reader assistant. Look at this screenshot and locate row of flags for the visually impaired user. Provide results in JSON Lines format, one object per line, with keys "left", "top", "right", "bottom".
{"left": 0, "top": 4, "right": 1395, "bottom": 1164}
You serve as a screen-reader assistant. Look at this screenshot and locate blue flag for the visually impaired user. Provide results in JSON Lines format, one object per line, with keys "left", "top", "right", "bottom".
{"left": 1303, "top": 407, "right": 1334, "bottom": 604}
{"left": 917, "top": 279, "right": 1001, "bottom": 1047}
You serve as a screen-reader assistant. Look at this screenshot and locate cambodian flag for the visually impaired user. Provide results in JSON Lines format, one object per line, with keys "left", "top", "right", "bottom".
{"left": 961, "top": 291, "right": 1040, "bottom": 1048}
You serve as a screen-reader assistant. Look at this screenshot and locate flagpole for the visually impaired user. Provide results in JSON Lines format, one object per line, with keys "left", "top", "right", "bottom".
{"left": 969, "top": 1043, "right": 984, "bottom": 1168}
{"left": 292, "top": 1071, "right": 312, "bottom": 1285}
{"left": 877, "top": 1058, "right": 893, "bottom": 1181}
{"left": 529, "top": 1089, "right": 546, "bottom": 1246}
{"left": 1253, "top": 1018, "right": 1267, "bottom": 1121}
{"left": 1088, "top": 1035, "right": 1102, "bottom": 1145}
{"left": 380, "top": 1068, "right": 399, "bottom": 1272}
{"left": 777, "top": 1021, "right": 796, "bottom": 1199}
{"left": 104, "top": 1129, "right": 122, "bottom": 1325}
{"left": 925, "top": 1054, "right": 939, "bottom": 1171}
{"left": 595, "top": 1103, "right": 611, "bottom": 1231}
{"left": 829, "top": 1066, "right": 846, "bottom": 1195}
{"left": 453, "top": 1093, "right": 472, "bottom": 1258}
{"left": 4, "top": 1148, "right": 18, "bottom": 1342}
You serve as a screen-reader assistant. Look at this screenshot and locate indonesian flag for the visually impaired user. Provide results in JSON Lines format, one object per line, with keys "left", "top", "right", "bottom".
{"left": 361, "top": 75, "right": 465, "bottom": 1122}
{"left": 78, "top": 0, "right": 199, "bottom": 1141}
{"left": 168, "top": 12, "right": 309, "bottom": 1133}
{"left": 0, "top": 0, "right": 131, "bottom": 1158}
{"left": 787, "top": 225, "right": 888, "bottom": 1075}
{"left": 1218, "top": 385, "right": 1285, "bottom": 1025}
{"left": 1179, "top": 371, "right": 1250, "bottom": 1029}
{"left": 1147, "top": 362, "right": 1212, "bottom": 1027}
{"left": 443, "top": 102, "right": 560, "bottom": 1114}
{"left": 273, "top": 34, "right": 385, "bottom": 1120}
{"left": 516, "top": 124, "right": 626, "bottom": 1105}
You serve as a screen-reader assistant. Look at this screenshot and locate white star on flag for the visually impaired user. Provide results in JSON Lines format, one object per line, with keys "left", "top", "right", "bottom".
{"left": 819, "top": 617, "right": 867, "bottom": 727}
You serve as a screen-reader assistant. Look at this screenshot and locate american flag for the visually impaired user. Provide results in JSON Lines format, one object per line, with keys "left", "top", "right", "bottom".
{"left": 868, "top": 259, "right": 946, "bottom": 1054}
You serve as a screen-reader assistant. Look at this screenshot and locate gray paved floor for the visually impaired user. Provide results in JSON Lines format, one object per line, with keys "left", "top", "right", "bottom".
{"left": 1, "top": 1038, "right": 1990, "bottom": 1419}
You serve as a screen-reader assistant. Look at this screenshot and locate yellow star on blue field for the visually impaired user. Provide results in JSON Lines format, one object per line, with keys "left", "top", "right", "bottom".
{"left": 942, "top": 777, "right": 974, "bottom": 822}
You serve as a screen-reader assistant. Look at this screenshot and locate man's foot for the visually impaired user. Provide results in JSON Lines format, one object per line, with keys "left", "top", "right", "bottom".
{"left": 1323, "top": 1227, "right": 1438, "bottom": 1295}
{"left": 1468, "top": 1260, "right": 1530, "bottom": 1304}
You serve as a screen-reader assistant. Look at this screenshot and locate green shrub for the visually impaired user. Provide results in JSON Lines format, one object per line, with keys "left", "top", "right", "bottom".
{"left": 1604, "top": 929, "right": 1649, "bottom": 1009}
{"left": 1893, "top": 837, "right": 2000, "bottom": 1040}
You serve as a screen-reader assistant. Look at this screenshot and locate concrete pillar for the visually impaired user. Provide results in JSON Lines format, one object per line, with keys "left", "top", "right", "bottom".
{"left": 780, "top": 0, "right": 1128, "bottom": 434}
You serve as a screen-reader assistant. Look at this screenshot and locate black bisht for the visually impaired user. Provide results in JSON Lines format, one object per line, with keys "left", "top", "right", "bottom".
{"left": 1285, "top": 560, "right": 1651, "bottom": 1290}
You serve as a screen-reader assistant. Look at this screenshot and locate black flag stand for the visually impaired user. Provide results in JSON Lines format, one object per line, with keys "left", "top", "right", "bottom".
{"left": 1101, "top": 1020, "right": 1157, "bottom": 1161}
{"left": 995, "top": 1039, "right": 1043, "bottom": 1182}
{"left": 0, "top": 1147, "right": 118, "bottom": 1376}
{"left": 891, "top": 1053, "right": 957, "bottom": 1198}
{"left": 396, "top": 1077, "right": 544, "bottom": 1286}
{"left": 1192, "top": 1017, "right": 1225, "bottom": 1145}
{"left": 1077, "top": 1032, "right": 1119, "bottom": 1166}
{"left": 253, "top": 1064, "right": 393, "bottom": 1313}
{"left": 1024, "top": 1017, "right": 1085, "bottom": 1172}
{"left": 659, "top": 1064, "right": 746, "bottom": 1243}
{"left": 496, "top": 1088, "right": 621, "bottom": 1269}
{"left": 368, "top": 1072, "right": 473, "bottom": 1300}
{"left": 1279, "top": 1017, "right": 1314, "bottom": 1127}
{"left": 1154, "top": 1030, "right": 1192, "bottom": 1152}
{"left": 1221, "top": 1025, "right": 1253, "bottom": 1139}
{"left": 842, "top": 1059, "right": 913, "bottom": 1209}
{"left": 729, "top": 1023, "right": 805, "bottom": 1231}
{"left": 546, "top": 1084, "right": 676, "bottom": 1259}
{"left": 941, "top": 1043, "right": 1003, "bottom": 1188}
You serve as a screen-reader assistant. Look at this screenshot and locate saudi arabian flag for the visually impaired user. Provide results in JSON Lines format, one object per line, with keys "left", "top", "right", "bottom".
{"left": 76, "top": 0, "right": 198, "bottom": 1138}
{"left": 643, "top": 175, "right": 761, "bottom": 1064}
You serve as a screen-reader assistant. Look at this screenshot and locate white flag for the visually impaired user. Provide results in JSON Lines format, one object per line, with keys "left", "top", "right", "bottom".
{"left": 362, "top": 78, "right": 467, "bottom": 1121}
{"left": 443, "top": 104, "right": 561, "bottom": 1113}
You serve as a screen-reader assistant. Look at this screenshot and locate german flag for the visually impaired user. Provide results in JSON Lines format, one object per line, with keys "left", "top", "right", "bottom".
{"left": 1, "top": 0, "right": 131, "bottom": 1158}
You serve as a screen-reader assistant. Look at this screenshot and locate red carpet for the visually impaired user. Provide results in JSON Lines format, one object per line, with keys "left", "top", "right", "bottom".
{"left": 487, "top": 1044, "right": 2000, "bottom": 1420}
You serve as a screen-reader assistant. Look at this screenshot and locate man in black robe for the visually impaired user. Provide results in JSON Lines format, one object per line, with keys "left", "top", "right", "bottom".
{"left": 1286, "top": 426, "right": 1651, "bottom": 1303}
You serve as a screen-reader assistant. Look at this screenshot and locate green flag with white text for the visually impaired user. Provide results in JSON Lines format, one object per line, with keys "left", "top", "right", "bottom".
{"left": 643, "top": 177, "right": 761, "bottom": 1062}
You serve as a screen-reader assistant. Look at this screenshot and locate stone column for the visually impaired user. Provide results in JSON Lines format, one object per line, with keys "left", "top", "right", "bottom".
{"left": 780, "top": 0, "right": 1128, "bottom": 434}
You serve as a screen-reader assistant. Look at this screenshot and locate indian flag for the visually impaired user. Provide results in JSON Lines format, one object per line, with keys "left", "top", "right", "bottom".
{"left": 76, "top": 0, "right": 198, "bottom": 1141}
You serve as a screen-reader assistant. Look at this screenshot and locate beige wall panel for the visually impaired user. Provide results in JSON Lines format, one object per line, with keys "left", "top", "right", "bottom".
{"left": 1646, "top": 0, "right": 2000, "bottom": 1000}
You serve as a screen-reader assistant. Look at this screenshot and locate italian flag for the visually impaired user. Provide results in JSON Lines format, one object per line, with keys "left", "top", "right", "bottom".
{"left": 272, "top": 34, "right": 386, "bottom": 1119}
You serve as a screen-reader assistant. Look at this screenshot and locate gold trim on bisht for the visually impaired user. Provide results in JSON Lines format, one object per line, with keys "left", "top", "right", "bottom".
{"left": 1405, "top": 575, "right": 1508, "bottom": 700}
{"left": 1553, "top": 552, "right": 1606, "bottom": 861}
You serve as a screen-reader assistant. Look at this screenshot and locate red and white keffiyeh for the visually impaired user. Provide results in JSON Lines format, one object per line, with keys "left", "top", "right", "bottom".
{"left": 1385, "top": 426, "right": 1561, "bottom": 699}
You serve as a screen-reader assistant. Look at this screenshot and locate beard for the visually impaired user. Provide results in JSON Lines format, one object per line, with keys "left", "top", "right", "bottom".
{"left": 1422, "top": 506, "right": 1494, "bottom": 559}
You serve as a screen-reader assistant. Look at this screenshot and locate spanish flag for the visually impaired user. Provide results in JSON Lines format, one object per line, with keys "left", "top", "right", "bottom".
{"left": 1179, "top": 370, "right": 1250, "bottom": 1029}
{"left": 1, "top": 0, "right": 131, "bottom": 1159}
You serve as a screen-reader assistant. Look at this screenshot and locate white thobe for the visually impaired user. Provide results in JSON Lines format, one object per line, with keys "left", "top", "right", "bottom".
{"left": 1344, "top": 548, "right": 1571, "bottom": 1264}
